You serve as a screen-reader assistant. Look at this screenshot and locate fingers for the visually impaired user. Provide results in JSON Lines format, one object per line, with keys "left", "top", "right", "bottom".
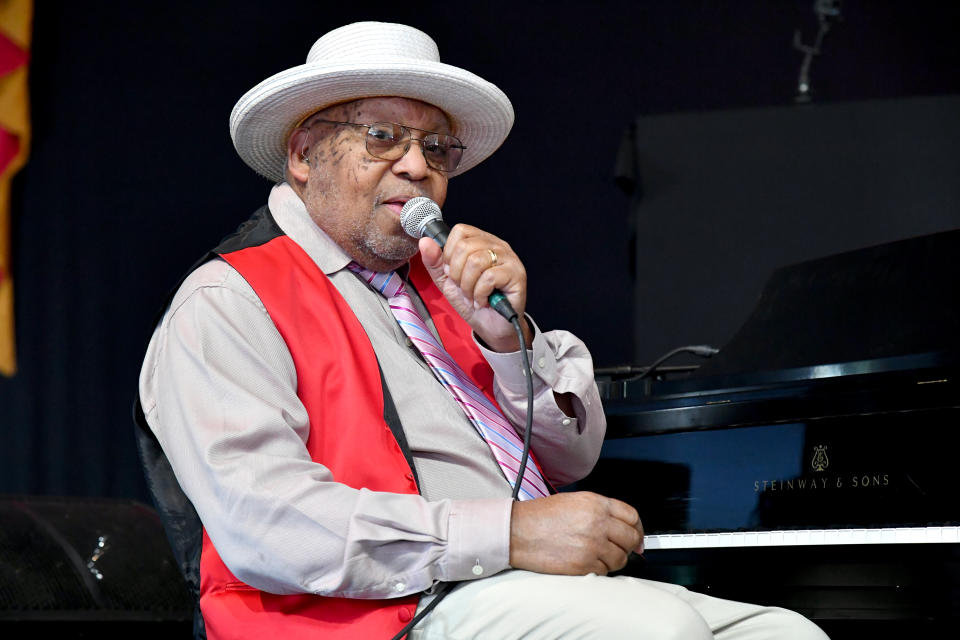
{"left": 443, "top": 224, "right": 523, "bottom": 309}
{"left": 596, "top": 538, "right": 631, "bottom": 575}
{"left": 606, "top": 514, "right": 643, "bottom": 558}
{"left": 417, "top": 236, "right": 444, "bottom": 273}
{"left": 604, "top": 496, "right": 640, "bottom": 527}
{"left": 603, "top": 496, "right": 645, "bottom": 556}
{"left": 635, "top": 515, "right": 645, "bottom": 554}
{"left": 600, "top": 498, "right": 643, "bottom": 572}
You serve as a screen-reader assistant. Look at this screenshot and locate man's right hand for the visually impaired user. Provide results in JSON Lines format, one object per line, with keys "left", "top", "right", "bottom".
{"left": 509, "top": 492, "right": 644, "bottom": 575}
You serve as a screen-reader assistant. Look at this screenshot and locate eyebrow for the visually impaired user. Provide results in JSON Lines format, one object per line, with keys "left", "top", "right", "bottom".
{"left": 309, "top": 118, "right": 456, "bottom": 138}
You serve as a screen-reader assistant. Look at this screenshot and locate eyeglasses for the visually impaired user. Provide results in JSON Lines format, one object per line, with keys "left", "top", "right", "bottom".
{"left": 308, "top": 120, "right": 466, "bottom": 173}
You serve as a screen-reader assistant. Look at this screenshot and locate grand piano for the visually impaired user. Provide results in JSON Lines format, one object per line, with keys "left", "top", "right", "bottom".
{"left": 581, "top": 230, "right": 960, "bottom": 637}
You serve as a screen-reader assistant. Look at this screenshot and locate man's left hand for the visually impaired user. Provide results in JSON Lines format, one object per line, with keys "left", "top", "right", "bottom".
{"left": 418, "top": 224, "right": 532, "bottom": 352}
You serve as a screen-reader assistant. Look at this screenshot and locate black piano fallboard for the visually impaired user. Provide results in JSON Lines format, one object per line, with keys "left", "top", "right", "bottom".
{"left": 589, "top": 402, "right": 959, "bottom": 534}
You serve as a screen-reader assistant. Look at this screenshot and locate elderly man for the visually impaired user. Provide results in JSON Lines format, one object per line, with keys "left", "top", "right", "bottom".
{"left": 136, "top": 21, "right": 828, "bottom": 640}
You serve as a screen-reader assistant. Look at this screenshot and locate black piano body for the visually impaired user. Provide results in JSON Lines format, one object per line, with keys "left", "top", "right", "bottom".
{"left": 580, "top": 230, "right": 960, "bottom": 637}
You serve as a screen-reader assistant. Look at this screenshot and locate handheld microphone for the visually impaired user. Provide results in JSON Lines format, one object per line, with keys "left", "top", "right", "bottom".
{"left": 400, "top": 197, "right": 518, "bottom": 321}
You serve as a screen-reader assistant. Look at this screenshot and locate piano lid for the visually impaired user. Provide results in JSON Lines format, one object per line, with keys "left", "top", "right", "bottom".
{"left": 693, "top": 229, "right": 960, "bottom": 379}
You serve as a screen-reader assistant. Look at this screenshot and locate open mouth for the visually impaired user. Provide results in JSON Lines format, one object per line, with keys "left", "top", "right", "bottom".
{"left": 383, "top": 200, "right": 407, "bottom": 215}
{"left": 381, "top": 195, "right": 419, "bottom": 215}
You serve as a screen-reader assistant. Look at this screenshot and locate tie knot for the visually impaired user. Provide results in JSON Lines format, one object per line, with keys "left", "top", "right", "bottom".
{"left": 347, "top": 262, "right": 406, "bottom": 299}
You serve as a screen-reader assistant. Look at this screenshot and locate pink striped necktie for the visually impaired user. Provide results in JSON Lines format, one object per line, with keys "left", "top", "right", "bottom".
{"left": 349, "top": 263, "right": 549, "bottom": 500}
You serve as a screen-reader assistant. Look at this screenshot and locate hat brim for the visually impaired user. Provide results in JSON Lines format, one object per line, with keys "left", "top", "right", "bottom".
{"left": 230, "top": 59, "right": 515, "bottom": 182}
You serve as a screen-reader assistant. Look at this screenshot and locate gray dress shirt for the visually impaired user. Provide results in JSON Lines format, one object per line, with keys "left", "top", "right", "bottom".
{"left": 138, "top": 183, "right": 606, "bottom": 599}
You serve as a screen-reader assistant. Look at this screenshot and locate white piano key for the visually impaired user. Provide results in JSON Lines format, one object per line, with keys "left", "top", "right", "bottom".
{"left": 905, "top": 527, "right": 924, "bottom": 543}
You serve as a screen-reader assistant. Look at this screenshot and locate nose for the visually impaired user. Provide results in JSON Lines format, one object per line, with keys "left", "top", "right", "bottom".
{"left": 391, "top": 138, "right": 432, "bottom": 181}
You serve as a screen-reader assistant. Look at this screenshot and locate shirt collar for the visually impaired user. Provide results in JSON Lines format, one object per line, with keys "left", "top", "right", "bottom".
{"left": 267, "top": 182, "right": 353, "bottom": 276}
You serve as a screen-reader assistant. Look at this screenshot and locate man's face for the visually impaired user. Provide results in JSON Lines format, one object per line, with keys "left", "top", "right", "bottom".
{"left": 297, "top": 97, "right": 451, "bottom": 272}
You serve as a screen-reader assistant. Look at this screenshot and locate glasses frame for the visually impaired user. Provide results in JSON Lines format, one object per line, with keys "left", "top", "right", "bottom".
{"left": 306, "top": 119, "right": 466, "bottom": 173}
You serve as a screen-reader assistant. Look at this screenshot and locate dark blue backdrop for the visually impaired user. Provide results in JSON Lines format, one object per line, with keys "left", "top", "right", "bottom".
{"left": 1, "top": 1, "right": 957, "bottom": 502}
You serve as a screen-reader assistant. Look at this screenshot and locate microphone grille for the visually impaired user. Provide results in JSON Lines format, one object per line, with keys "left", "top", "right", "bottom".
{"left": 400, "top": 197, "right": 442, "bottom": 239}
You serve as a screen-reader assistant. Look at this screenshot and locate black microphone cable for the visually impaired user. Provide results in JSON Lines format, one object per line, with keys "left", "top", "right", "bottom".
{"left": 636, "top": 344, "right": 720, "bottom": 381}
{"left": 390, "top": 312, "right": 533, "bottom": 640}
{"left": 511, "top": 316, "right": 536, "bottom": 501}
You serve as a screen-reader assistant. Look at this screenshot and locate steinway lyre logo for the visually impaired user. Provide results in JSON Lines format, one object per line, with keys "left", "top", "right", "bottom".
{"left": 811, "top": 445, "right": 829, "bottom": 472}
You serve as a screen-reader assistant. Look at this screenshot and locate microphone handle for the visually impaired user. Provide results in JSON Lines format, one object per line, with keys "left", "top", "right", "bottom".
{"left": 487, "top": 291, "right": 517, "bottom": 321}
{"left": 421, "top": 218, "right": 449, "bottom": 247}
{"left": 420, "top": 219, "right": 517, "bottom": 321}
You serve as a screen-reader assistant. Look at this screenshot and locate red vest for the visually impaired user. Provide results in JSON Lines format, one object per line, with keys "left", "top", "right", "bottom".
{"left": 199, "top": 234, "right": 504, "bottom": 639}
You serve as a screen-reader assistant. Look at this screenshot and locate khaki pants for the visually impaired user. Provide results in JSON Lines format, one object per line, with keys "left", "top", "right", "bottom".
{"left": 412, "top": 570, "right": 829, "bottom": 640}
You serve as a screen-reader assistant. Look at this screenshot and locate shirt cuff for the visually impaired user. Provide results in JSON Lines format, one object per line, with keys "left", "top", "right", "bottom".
{"left": 477, "top": 315, "right": 555, "bottom": 393}
{"left": 442, "top": 498, "right": 512, "bottom": 582}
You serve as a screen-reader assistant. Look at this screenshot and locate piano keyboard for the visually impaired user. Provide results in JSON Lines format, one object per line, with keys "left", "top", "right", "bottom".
{"left": 644, "top": 526, "right": 960, "bottom": 550}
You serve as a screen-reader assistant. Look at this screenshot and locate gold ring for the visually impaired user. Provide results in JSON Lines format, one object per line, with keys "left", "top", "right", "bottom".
{"left": 488, "top": 249, "right": 498, "bottom": 267}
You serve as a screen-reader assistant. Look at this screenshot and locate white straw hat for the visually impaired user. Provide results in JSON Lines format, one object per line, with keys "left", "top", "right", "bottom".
{"left": 230, "top": 21, "right": 515, "bottom": 182}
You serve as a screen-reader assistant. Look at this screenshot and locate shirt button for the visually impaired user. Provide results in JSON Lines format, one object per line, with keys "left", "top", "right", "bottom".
{"left": 398, "top": 607, "right": 413, "bottom": 623}
{"left": 537, "top": 357, "right": 546, "bottom": 368}
{"left": 394, "top": 582, "right": 406, "bottom": 593}
{"left": 561, "top": 418, "right": 572, "bottom": 426}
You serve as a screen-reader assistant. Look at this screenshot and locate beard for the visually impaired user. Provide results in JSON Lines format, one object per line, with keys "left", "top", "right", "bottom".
{"left": 300, "top": 163, "right": 430, "bottom": 270}
{"left": 358, "top": 215, "right": 420, "bottom": 264}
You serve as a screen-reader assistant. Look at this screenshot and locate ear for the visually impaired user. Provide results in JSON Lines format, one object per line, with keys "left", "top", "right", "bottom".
{"left": 286, "top": 127, "right": 312, "bottom": 183}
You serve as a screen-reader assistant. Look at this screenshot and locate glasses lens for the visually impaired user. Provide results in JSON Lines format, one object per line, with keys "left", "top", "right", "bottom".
{"left": 365, "top": 123, "right": 407, "bottom": 159}
{"left": 363, "top": 123, "right": 464, "bottom": 172}
{"left": 422, "top": 134, "right": 464, "bottom": 172}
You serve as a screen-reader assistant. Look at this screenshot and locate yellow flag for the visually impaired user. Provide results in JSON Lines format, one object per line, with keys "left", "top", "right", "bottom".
{"left": 0, "top": 0, "right": 32, "bottom": 376}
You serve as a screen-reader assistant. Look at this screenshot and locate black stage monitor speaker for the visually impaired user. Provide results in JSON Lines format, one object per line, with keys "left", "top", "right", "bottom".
{"left": 0, "top": 494, "right": 192, "bottom": 637}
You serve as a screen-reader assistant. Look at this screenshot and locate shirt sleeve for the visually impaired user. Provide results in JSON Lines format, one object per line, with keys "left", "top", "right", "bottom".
{"left": 138, "top": 260, "right": 512, "bottom": 599}
{"left": 477, "top": 316, "right": 607, "bottom": 487}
